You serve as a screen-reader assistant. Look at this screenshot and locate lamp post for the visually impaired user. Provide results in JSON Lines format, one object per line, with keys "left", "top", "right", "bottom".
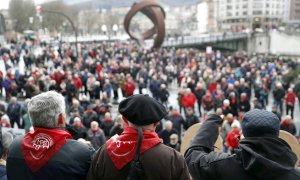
{"left": 112, "top": 24, "right": 118, "bottom": 36}
{"left": 101, "top": 24, "right": 107, "bottom": 35}
{"left": 29, "top": 17, "right": 34, "bottom": 30}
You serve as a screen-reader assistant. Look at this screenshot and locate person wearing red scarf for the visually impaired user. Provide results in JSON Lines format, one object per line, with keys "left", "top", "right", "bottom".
{"left": 7, "top": 91, "right": 94, "bottom": 180}
{"left": 86, "top": 121, "right": 106, "bottom": 150}
{"left": 87, "top": 94, "right": 190, "bottom": 180}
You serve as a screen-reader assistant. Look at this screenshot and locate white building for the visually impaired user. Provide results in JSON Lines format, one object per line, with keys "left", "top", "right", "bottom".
{"left": 197, "top": 0, "right": 218, "bottom": 33}
{"left": 217, "top": 0, "right": 290, "bottom": 31}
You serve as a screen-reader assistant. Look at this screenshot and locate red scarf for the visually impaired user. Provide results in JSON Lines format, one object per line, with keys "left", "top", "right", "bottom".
{"left": 104, "top": 118, "right": 112, "bottom": 123}
{"left": 22, "top": 127, "right": 72, "bottom": 172}
{"left": 171, "top": 111, "right": 181, "bottom": 117}
{"left": 106, "top": 127, "right": 161, "bottom": 170}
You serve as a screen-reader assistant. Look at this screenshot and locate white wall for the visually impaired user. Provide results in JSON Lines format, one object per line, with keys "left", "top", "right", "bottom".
{"left": 252, "top": 34, "right": 269, "bottom": 54}
{"left": 197, "top": 2, "right": 208, "bottom": 33}
{"left": 250, "top": 31, "right": 300, "bottom": 56}
{"left": 270, "top": 31, "right": 300, "bottom": 55}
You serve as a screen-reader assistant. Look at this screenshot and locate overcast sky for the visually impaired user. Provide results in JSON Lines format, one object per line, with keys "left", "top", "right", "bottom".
{"left": 0, "top": 0, "right": 9, "bottom": 10}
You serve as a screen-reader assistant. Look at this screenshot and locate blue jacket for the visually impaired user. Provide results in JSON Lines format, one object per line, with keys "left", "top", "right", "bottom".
{"left": 0, "top": 164, "right": 7, "bottom": 180}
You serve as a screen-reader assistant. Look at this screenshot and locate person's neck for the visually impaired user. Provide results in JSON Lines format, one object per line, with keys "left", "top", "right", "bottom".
{"left": 128, "top": 123, "right": 155, "bottom": 132}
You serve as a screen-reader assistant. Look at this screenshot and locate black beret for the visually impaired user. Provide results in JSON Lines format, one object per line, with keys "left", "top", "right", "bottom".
{"left": 118, "top": 94, "right": 167, "bottom": 126}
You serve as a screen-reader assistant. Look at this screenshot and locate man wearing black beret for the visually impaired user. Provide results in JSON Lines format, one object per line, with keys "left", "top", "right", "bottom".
{"left": 87, "top": 94, "right": 191, "bottom": 180}
{"left": 185, "top": 109, "right": 300, "bottom": 180}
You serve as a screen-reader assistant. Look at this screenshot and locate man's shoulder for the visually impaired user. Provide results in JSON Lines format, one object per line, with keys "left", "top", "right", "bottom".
{"left": 64, "top": 139, "right": 94, "bottom": 153}
{"left": 50, "top": 139, "right": 95, "bottom": 164}
{"left": 9, "top": 135, "right": 23, "bottom": 151}
{"left": 185, "top": 146, "right": 235, "bottom": 167}
{"left": 144, "top": 143, "right": 183, "bottom": 159}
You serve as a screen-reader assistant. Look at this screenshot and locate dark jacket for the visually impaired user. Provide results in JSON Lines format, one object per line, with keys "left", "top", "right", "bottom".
{"left": 159, "top": 89, "right": 170, "bottom": 102}
{"left": 167, "top": 114, "right": 186, "bottom": 137}
{"left": 7, "top": 136, "right": 95, "bottom": 180}
{"left": 280, "top": 123, "right": 297, "bottom": 136}
{"left": 239, "top": 100, "right": 251, "bottom": 112}
{"left": 0, "top": 164, "right": 7, "bottom": 180}
{"left": 185, "top": 114, "right": 300, "bottom": 180}
{"left": 86, "top": 129, "right": 106, "bottom": 150}
{"left": 6, "top": 103, "right": 21, "bottom": 121}
{"left": 273, "top": 88, "right": 285, "bottom": 101}
{"left": 194, "top": 89, "right": 206, "bottom": 102}
{"left": 87, "top": 143, "right": 191, "bottom": 180}
{"left": 184, "top": 114, "right": 199, "bottom": 130}
{"left": 159, "top": 129, "right": 178, "bottom": 145}
{"left": 82, "top": 111, "right": 99, "bottom": 128}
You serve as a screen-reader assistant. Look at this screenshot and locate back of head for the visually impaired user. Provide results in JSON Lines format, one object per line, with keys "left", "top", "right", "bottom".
{"left": 118, "top": 94, "right": 167, "bottom": 126}
{"left": 165, "top": 121, "right": 173, "bottom": 131}
{"left": 242, "top": 109, "right": 280, "bottom": 137}
{"left": 1, "top": 132, "right": 13, "bottom": 157}
{"left": 28, "top": 91, "right": 66, "bottom": 129}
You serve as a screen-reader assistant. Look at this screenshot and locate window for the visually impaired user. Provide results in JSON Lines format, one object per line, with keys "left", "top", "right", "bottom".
{"left": 253, "top": 10, "right": 263, "bottom": 15}
{"left": 227, "top": 5, "right": 232, "bottom": 10}
{"left": 243, "top": 11, "right": 248, "bottom": 15}
{"left": 266, "top": 11, "right": 269, "bottom": 15}
{"left": 236, "top": 12, "right": 239, "bottom": 16}
{"left": 227, "top": 12, "right": 232, "bottom": 16}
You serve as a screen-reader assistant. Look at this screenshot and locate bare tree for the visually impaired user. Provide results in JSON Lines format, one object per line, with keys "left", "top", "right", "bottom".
{"left": 78, "top": 10, "right": 99, "bottom": 34}
{"left": 9, "top": 0, "right": 35, "bottom": 32}
{"left": 41, "top": 1, "right": 79, "bottom": 33}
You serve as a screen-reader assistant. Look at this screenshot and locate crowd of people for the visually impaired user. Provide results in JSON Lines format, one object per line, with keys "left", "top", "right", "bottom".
{"left": 0, "top": 40, "right": 299, "bottom": 150}
{"left": 0, "top": 38, "right": 297, "bottom": 179}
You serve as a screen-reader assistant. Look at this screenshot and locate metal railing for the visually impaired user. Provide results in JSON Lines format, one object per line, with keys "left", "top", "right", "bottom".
{"left": 62, "top": 32, "right": 249, "bottom": 47}
{"left": 162, "top": 33, "right": 249, "bottom": 47}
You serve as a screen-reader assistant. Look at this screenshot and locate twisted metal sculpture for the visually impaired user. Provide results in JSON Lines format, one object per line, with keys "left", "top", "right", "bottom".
{"left": 124, "top": 0, "right": 166, "bottom": 48}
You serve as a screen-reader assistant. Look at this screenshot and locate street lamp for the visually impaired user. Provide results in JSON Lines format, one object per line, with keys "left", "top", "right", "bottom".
{"left": 101, "top": 24, "right": 107, "bottom": 35}
{"left": 112, "top": 24, "right": 118, "bottom": 35}
{"left": 29, "top": 17, "right": 34, "bottom": 24}
{"left": 29, "top": 17, "right": 34, "bottom": 30}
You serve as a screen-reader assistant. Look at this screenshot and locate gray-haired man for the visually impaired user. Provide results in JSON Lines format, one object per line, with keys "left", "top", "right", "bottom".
{"left": 7, "top": 91, "right": 94, "bottom": 180}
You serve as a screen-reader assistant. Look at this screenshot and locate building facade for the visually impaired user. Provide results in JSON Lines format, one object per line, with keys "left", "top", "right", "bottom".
{"left": 217, "top": 0, "right": 290, "bottom": 31}
{"left": 197, "top": 0, "right": 218, "bottom": 33}
{"left": 289, "top": 0, "right": 300, "bottom": 20}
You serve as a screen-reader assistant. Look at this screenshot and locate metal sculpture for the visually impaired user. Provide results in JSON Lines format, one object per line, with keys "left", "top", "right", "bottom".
{"left": 124, "top": 0, "right": 166, "bottom": 49}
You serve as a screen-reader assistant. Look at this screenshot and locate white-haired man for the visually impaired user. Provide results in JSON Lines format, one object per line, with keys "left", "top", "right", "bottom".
{"left": 7, "top": 91, "right": 94, "bottom": 180}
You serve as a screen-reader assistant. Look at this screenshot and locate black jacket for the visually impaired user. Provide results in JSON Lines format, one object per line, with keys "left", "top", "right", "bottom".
{"left": 239, "top": 100, "right": 251, "bottom": 112}
{"left": 185, "top": 114, "right": 300, "bottom": 180}
{"left": 7, "top": 103, "right": 21, "bottom": 121}
{"left": 7, "top": 136, "right": 95, "bottom": 180}
{"left": 273, "top": 88, "right": 285, "bottom": 101}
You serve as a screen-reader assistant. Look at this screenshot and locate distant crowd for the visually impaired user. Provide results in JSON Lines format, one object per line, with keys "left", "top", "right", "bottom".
{"left": 0, "top": 39, "right": 299, "bottom": 152}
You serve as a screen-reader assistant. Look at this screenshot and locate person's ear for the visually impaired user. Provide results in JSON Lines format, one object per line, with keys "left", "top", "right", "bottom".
{"left": 58, "top": 113, "right": 65, "bottom": 127}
